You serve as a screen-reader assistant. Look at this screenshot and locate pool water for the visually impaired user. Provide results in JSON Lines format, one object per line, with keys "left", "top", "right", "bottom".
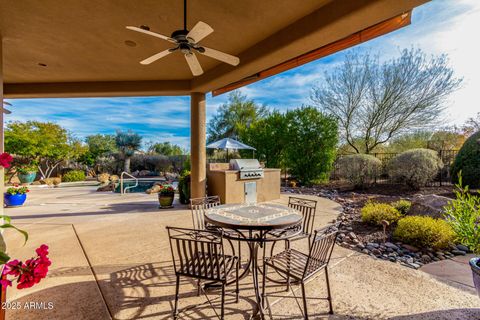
{"left": 115, "top": 179, "right": 178, "bottom": 193}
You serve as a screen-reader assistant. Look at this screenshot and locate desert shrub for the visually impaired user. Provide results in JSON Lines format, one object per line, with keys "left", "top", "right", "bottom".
{"left": 391, "top": 199, "right": 412, "bottom": 215}
{"left": 62, "top": 170, "right": 86, "bottom": 182}
{"left": 336, "top": 154, "right": 381, "bottom": 188}
{"left": 444, "top": 175, "right": 480, "bottom": 253}
{"left": 387, "top": 148, "right": 443, "bottom": 189}
{"left": 361, "top": 202, "right": 402, "bottom": 226}
{"left": 451, "top": 130, "right": 480, "bottom": 188}
{"left": 394, "top": 216, "right": 456, "bottom": 249}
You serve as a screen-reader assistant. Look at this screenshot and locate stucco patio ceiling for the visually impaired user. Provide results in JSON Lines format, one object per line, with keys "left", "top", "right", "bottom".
{"left": 0, "top": 0, "right": 428, "bottom": 98}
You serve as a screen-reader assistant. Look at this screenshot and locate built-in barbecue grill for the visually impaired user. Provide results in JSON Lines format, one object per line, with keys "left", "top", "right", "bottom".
{"left": 229, "top": 159, "right": 264, "bottom": 180}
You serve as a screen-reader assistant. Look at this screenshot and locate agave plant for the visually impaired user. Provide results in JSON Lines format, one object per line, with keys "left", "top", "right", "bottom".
{"left": 115, "top": 130, "right": 142, "bottom": 173}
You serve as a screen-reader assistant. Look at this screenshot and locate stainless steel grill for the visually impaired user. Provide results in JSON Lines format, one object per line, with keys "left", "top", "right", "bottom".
{"left": 229, "top": 159, "right": 264, "bottom": 180}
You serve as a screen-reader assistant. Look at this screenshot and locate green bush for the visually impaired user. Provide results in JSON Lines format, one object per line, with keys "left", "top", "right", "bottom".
{"left": 336, "top": 154, "right": 382, "bottom": 188}
{"left": 178, "top": 171, "right": 191, "bottom": 204}
{"left": 444, "top": 175, "right": 480, "bottom": 253}
{"left": 283, "top": 107, "right": 338, "bottom": 185}
{"left": 451, "top": 130, "right": 480, "bottom": 188}
{"left": 394, "top": 216, "right": 456, "bottom": 249}
{"left": 388, "top": 148, "right": 443, "bottom": 189}
{"left": 391, "top": 199, "right": 412, "bottom": 215}
{"left": 62, "top": 170, "right": 86, "bottom": 182}
{"left": 361, "top": 202, "right": 402, "bottom": 226}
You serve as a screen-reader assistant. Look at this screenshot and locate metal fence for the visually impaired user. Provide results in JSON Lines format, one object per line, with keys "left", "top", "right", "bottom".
{"left": 331, "top": 149, "right": 458, "bottom": 187}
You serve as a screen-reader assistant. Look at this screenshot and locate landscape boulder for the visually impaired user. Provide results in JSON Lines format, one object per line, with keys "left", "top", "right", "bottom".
{"left": 410, "top": 194, "right": 452, "bottom": 219}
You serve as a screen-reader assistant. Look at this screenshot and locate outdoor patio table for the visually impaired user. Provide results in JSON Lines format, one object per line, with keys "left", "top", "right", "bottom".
{"left": 204, "top": 203, "right": 303, "bottom": 320}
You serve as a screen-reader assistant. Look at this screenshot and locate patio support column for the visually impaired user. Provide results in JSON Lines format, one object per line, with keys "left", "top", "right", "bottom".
{"left": 190, "top": 92, "right": 206, "bottom": 198}
{"left": 0, "top": 36, "right": 4, "bottom": 213}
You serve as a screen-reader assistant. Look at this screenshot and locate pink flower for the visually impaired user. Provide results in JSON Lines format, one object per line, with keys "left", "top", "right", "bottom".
{"left": 0, "top": 153, "right": 13, "bottom": 169}
{"left": 2, "top": 244, "right": 51, "bottom": 290}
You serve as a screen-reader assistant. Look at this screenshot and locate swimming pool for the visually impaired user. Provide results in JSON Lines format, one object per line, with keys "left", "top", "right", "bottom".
{"left": 115, "top": 179, "right": 178, "bottom": 193}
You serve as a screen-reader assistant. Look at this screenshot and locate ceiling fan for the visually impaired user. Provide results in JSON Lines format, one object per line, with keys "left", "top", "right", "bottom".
{"left": 1, "top": 101, "right": 12, "bottom": 115}
{"left": 126, "top": 0, "right": 240, "bottom": 76}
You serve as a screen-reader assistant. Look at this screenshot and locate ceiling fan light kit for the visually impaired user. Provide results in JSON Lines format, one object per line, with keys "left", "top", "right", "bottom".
{"left": 126, "top": 0, "right": 240, "bottom": 76}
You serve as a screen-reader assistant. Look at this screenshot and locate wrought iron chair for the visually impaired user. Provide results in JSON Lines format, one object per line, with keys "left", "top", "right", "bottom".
{"left": 167, "top": 227, "right": 239, "bottom": 320}
{"left": 262, "top": 225, "right": 339, "bottom": 319}
{"left": 190, "top": 195, "right": 221, "bottom": 230}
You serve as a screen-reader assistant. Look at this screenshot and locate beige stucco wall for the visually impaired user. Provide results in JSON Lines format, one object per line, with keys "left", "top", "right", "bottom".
{"left": 207, "top": 165, "right": 280, "bottom": 204}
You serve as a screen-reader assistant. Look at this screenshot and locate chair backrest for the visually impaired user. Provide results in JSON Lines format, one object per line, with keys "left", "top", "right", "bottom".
{"left": 302, "top": 224, "right": 339, "bottom": 278}
{"left": 166, "top": 227, "right": 227, "bottom": 280}
{"left": 190, "top": 195, "right": 221, "bottom": 230}
{"left": 288, "top": 197, "right": 318, "bottom": 235}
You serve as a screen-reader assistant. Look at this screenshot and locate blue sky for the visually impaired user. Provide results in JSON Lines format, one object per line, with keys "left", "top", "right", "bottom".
{"left": 6, "top": 0, "right": 480, "bottom": 149}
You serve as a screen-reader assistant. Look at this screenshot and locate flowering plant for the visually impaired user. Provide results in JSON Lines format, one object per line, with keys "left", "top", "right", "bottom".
{"left": 2, "top": 245, "right": 51, "bottom": 289}
{"left": 0, "top": 152, "right": 13, "bottom": 169}
{"left": 159, "top": 184, "right": 175, "bottom": 195}
{"left": 5, "top": 185, "right": 30, "bottom": 195}
{"left": 0, "top": 215, "right": 50, "bottom": 290}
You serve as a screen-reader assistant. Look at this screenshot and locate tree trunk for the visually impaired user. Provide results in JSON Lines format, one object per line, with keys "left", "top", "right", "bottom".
{"left": 124, "top": 157, "right": 131, "bottom": 173}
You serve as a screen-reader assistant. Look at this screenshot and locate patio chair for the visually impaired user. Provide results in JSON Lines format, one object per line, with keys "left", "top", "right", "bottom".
{"left": 262, "top": 225, "right": 339, "bottom": 319}
{"left": 190, "top": 195, "right": 221, "bottom": 230}
{"left": 167, "top": 227, "right": 239, "bottom": 320}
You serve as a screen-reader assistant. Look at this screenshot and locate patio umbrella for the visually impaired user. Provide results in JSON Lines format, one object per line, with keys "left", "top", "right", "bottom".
{"left": 206, "top": 138, "right": 256, "bottom": 161}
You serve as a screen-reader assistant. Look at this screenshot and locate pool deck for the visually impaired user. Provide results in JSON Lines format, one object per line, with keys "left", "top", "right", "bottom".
{"left": 3, "top": 186, "right": 480, "bottom": 320}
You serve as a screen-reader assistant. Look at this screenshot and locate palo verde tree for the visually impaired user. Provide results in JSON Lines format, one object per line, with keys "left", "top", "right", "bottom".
{"left": 5, "top": 121, "right": 86, "bottom": 179}
{"left": 115, "top": 130, "right": 142, "bottom": 173}
{"left": 207, "top": 91, "right": 269, "bottom": 142}
{"left": 311, "top": 48, "right": 462, "bottom": 154}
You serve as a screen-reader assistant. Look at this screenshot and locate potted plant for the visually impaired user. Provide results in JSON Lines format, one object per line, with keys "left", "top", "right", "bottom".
{"left": 4, "top": 186, "right": 29, "bottom": 207}
{"left": 158, "top": 184, "right": 175, "bottom": 209}
{"left": 17, "top": 164, "right": 38, "bottom": 184}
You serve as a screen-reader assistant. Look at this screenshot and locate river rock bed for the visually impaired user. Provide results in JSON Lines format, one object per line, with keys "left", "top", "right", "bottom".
{"left": 282, "top": 186, "right": 470, "bottom": 269}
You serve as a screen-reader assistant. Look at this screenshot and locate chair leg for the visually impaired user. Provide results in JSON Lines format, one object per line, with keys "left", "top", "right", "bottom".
{"left": 285, "top": 240, "right": 291, "bottom": 292}
{"left": 262, "top": 260, "right": 267, "bottom": 309}
{"left": 236, "top": 258, "right": 240, "bottom": 303}
{"left": 325, "top": 267, "right": 334, "bottom": 314}
{"left": 173, "top": 275, "right": 180, "bottom": 320}
{"left": 301, "top": 281, "right": 309, "bottom": 320}
{"left": 197, "top": 278, "right": 201, "bottom": 296}
{"left": 221, "top": 283, "right": 226, "bottom": 320}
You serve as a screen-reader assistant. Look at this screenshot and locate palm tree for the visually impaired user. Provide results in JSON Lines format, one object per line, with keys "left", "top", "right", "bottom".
{"left": 115, "top": 130, "right": 142, "bottom": 173}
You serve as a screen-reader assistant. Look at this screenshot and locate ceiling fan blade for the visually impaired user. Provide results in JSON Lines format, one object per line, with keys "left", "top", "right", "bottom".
{"left": 185, "top": 53, "right": 204, "bottom": 76}
{"left": 126, "top": 26, "right": 176, "bottom": 43}
{"left": 200, "top": 47, "right": 240, "bottom": 66}
{"left": 140, "top": 49, "right": 173, "bottom": 65}
{"left": 187, "top": 21, "right": 213, "bottom": 43}
{"left": 2, "top": 108, "right": 11, "bottom": 114}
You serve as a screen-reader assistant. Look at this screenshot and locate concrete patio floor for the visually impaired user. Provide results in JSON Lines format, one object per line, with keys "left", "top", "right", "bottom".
{"left": 4, "top": 186, "right": 480, "bottom": 320}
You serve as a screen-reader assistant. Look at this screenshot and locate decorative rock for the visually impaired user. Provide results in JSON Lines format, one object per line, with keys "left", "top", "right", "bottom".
{"left": 407, "top": 262, "right": 421, "bottom": 269}
{"left": 362, "top": 249, "right": 369, "bottom": 254}
{"left": 348, "top": 232, "right": 357, "bottom": 239}
{"left": 372, "top": 249, "right": 381, "bottom": 255}
{"left": 410, "top": 194, "right": 451, "bottom": 219}
{"left": 456, "top": 244, "right": 469, "bottom": 252}
{"left": 367, "top": 242, "right": 379, "bottom": 248}
{"left": 405, "top": 257, "right": 414, "bottom": 264}
{"left": 402, "top": 244, "right": 420, "bottom": 252}
{"left": 384, "top": 242, "right": 399, "bottom": 251}
{"left": 451, "top": 249, "right": 466, "bottom": 256}
{"left": 356, "top": 243, "right": 365, "bottom": 250}
{"left": 421, "top": 254, "right": 431, "bottom": 263}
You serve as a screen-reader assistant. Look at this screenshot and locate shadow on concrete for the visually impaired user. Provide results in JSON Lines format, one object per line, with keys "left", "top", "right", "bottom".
{"left": 390, "top": 308, "right": 480, "bottom": 320}
{"left": 10, "top": 202, "right": 188, "bottom": 220}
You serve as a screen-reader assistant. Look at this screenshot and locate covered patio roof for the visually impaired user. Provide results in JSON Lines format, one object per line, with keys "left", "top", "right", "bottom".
{"left": 0, "top": 0, "right": 429, "bottom": 200}
{"left": 1, "top": 0, "right": 428, "bottom": 98}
